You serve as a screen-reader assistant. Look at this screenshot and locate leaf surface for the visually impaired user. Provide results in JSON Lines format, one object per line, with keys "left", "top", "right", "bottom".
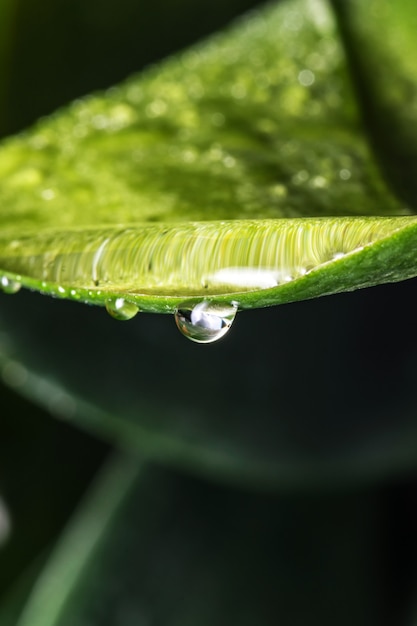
{"left": 0, "top": 0, "right": 415, "bottom": 311}
{"left": 331, "top": 0, "right": 417, "bottom": 207}
{"left": 1, "top": 0, "right": 417, "bottom": 487}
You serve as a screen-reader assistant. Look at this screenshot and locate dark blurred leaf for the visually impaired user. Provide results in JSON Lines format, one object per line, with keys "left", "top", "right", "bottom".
{"left": 0, "top": 554, "right": 50, "bottom": 626}
{"left": 0, "top": 381, "right": 108, "bottom": 595}
{"left": 16, "top": 461, "right": 384, "bottom": 626}
{"left": 16, "top": 453, "right": 141, "bottom": 626}
{"left": 4, "top": 279, "right": 417, "bottom": 489}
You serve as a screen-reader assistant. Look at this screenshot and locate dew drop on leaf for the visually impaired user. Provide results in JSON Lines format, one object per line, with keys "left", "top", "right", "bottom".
{"left": 105, "top": 297, "right": 139, "bottom": 321}
{"left": 0, "top": 276, "right": 21, "bottom": 294}
{"left": 174, "top": 300, "right": 238, "bottom": 344}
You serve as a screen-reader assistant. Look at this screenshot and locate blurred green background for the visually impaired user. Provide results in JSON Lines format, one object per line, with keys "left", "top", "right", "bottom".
{"left": 1, "top": 0, "right": 417, "bottom": 624}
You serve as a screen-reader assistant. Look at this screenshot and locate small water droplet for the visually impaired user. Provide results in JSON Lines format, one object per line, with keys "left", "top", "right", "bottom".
{"left": 146, "top": 99, "right": 167, "bottom": 118}
{"left": 182, "top": 149, "right": 197, "bottom": 163}
{"left": 175, "top": 300, "right": 238, "bottom": 344}
{"left": 269, "top": 183, "right": 287, "bottom": 198}
{"left": 223, "top": 155, "right": 236, "bottom": 168}
{"left": 231, "top": 83, "right": 247, "bottom": 99}
{"left": 298, "top": 69, "right": 315, "bottom": 87}
{"left": 41, "top": 188, "right": 55, "bottom": 200}
{"left": 310, "top": 175, "right": 327, "bottom": 188}
{"left": 0, "top": 277, "right": 21, "bottom": 294}
{"left": 339, "top": 168, "right": 351, "bottom": 180}
{"left": 292, "top": 169, "right": 309, "bottom": 185}
{"left": 106, "top": 298, "right": 139, "bottom": 321}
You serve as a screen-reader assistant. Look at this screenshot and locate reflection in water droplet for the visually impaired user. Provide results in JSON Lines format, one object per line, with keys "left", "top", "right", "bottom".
{"left": 175, "top": 301, "right": 238, "bottom": 344}
{"left": 0, "top": 277, "right": 21, "bottom": 294}
{"left": 105, "top": 298, "right": 139, "bottom": 321}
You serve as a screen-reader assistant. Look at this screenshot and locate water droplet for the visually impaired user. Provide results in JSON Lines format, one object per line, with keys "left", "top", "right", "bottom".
{"left": 292, "top": 169, "right": 309, "bottom": 185}
{"left": 269, "top": 183, "right": 287, "bottom": 198}
{"left": 41, "top": 188, "right": 55, "bottom": 200}
{"left": 0, "top": 277, "right": 21, "bottom": 294}
{"left": 231, "top": 83, "right": 247, "bottom": 99}
{"left": 339, "top": 168, "right": 351, "bottom": 180}
{"left": 91, "top": 114, "right": 107, "bottom": 129}
{"left": 223, "top": 155, "right": 236, "bottom": 168}
{"left": 211, "top": 112, "right": 225, "bottom": 127}
{"left": 298, "top": 69, "right": 315, "bottom": 87}
{"left": 181, "top": 149, "right": 196, "bottom": 163}
{"left": 310, "top": 175, "right": 327, "bottom": 188}
{"left": 105, "top": 298, "right": 139, "bottom": 321}
{"left": 146, "top": 99, "right": 167, "bottom": 118}
{"left": 175, "top": 301, "right": 238, "bottom": 344}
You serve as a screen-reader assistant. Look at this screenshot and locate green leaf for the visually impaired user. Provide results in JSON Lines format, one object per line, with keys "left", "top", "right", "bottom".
{"left": 5, "top": 2, "right": 417, "bottom": 623}
{"left": 331, "top": 0, "right": 417, "bottom": 207}
{"left": 2, "top": 0, "right": 417, "bottom": 488}
{"left": 0, "top": 379, "right": 107, "bottom": 599}
{"left": 0, "top": 0, "right": 415, "bottom": 313}
{"left": 1, "top": 217, "right": 417, "bottom": 313}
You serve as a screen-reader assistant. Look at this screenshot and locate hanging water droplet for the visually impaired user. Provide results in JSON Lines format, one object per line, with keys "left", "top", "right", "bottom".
{"left": 175, "top": 300, "right": 238, "bottom": 344}
{"left": 0, "top": 276, "right": 21, "bottom": 294}
{"left": 105, "top": 297, "right": 139, "bottom": 321}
